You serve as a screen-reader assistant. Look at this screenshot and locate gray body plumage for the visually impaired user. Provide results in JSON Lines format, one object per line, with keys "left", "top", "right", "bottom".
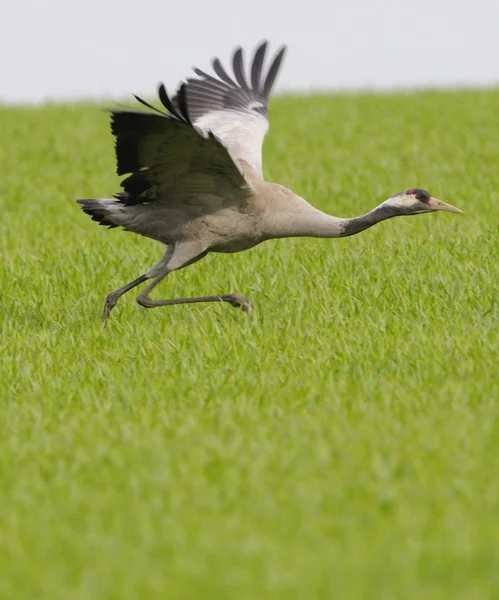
{"left": 77, "top": 41, "right": 462, "bottom": 319}
{"left": 91, "top": 174, "right": 346, "bottom": 253}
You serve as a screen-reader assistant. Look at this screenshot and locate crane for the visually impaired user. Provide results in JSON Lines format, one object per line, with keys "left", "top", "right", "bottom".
{"left": 77, "top": 41, "right": 463, "bottom": 321}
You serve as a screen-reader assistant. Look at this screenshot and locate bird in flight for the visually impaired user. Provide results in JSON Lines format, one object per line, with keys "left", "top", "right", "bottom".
{"left": 77, "top": 41, "right": 463, "bottom": 321}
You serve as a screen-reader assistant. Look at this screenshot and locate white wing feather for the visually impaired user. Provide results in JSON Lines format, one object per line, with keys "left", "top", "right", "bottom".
{"left": 193, "top": 110, "right": 269, "bottom": 176}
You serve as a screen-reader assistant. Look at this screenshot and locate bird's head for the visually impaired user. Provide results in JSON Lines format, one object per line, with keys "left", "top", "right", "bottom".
{"left": 383, "top": 189, "right": 463, "bottom": 216}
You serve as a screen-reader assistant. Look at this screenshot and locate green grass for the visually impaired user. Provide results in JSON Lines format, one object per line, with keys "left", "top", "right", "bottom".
{"left": 1, "top": 89, "right": 498, "bottom": 599}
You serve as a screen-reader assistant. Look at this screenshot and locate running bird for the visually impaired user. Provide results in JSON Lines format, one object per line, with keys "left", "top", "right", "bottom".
{"left": 77, "top": 41, "right": 463, "bottom": 321}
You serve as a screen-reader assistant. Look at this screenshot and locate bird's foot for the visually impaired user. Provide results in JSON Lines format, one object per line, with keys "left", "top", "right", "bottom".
{"left": 102, "top": 292, "right": 118, "bottom": 322}
{"left": 222, "top": 294, "right": 253, "bottom": 312}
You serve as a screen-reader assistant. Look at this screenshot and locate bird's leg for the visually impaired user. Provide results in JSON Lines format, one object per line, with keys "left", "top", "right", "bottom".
{"left": 135, "top": 242, "right": 252, "bottom": 312}
{"left": 102, "top": 274, "right": 149, "bottom": 321}
{"left": 137, "top": 279, "right": 252, "bottom": 311}
{"left": 102, "top": 245, "right": 176, "bottom": 322}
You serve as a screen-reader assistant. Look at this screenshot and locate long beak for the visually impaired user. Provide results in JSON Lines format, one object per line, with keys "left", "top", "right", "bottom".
{"left": 428, "top": 196, "right": 463, "bottom": 214}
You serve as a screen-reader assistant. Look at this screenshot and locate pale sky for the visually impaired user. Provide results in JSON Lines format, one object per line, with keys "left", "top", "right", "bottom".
{"left": 1, "top": 0, "right": 498, "bottom": 103}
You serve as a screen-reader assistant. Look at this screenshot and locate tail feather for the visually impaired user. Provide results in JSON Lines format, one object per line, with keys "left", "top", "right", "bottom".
{"left": 77, "top": 199, "right": 119, "bottom": 229}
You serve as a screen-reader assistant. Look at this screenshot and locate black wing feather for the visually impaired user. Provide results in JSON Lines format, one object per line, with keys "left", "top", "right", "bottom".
{"left": 212, "top": 58, "right": 237, "bottom": 86}
{"left": 251, "top": 41, "right": 267, "bottom": 93}
{"left": 133, "top": 94, "right": 167, "bottom": 115}
{"left": 158, "top": 84, "right": 183, "bottom": 120}
{"left": 192, "top": 68, "right": 229, "bottom": 91}
{"left": 232, "top": 47, "right": 249, "bottom": 90}
{"left": 262, "top": 46, "right": 287, "bottom": 99}
{"left": 111, "top": 111, "right": 168, "bottom": 175}
{"left": 175, "top": 84, "right": 192, "bottom": 125}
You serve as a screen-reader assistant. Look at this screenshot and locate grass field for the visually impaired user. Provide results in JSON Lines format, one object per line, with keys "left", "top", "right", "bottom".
{"left": 1, "top": 89, "right": 498, "bottom": 599}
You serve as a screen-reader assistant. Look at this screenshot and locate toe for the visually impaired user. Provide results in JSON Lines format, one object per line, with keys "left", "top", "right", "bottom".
{"left": 223, "top": 294, "right": 252, "bottom": 311}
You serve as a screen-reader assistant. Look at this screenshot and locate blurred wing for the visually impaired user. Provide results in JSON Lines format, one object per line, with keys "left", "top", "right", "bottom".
{"left": 110, "top": 85, "right": 252, "bottom": 210}
{"left": 172, "top": 41, "right": 286, "bottom": 178}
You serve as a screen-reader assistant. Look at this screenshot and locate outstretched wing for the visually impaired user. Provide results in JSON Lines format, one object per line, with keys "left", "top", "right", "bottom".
{"left": 172, "top": 41, "right": 286, "bottom": 178}
{"left": 110, "top": 85, "right": 253, "bottom": 210}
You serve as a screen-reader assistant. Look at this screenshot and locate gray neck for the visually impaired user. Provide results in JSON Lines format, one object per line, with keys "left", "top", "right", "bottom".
{"left": 270, "top": 203, "right": 398, "bottom": 239}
